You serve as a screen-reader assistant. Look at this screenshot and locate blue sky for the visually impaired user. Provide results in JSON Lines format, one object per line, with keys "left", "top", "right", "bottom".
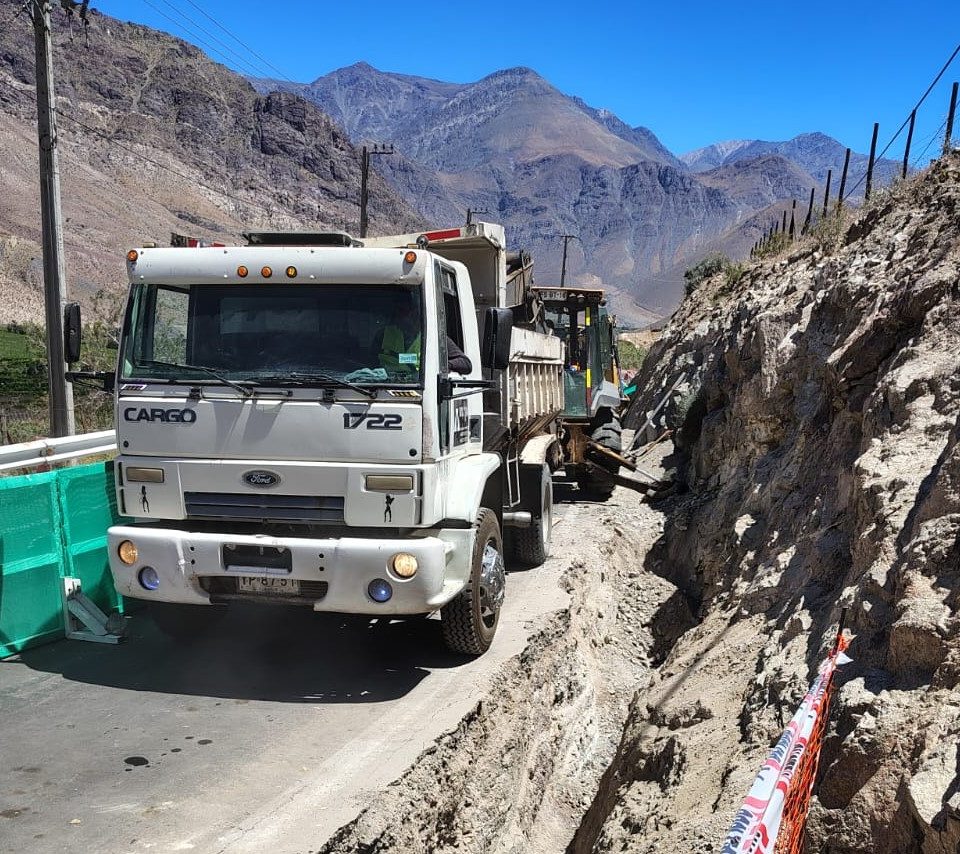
{"left": 96, "top": 0, "right": 960, "bottom": 159}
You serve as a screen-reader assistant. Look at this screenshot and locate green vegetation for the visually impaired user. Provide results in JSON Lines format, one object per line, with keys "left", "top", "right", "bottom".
{"left": 1, "top": 291, "right": 122, "bottom": 443}
{"left": 618, "top": 339, "right": 647, "bottom": 370}
{"left": 683, "top": 253, "right": 744, "bottom": 296}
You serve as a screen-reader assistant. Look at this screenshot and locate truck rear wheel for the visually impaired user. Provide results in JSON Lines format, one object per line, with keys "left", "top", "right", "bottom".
{"left": 510, "top": 463, "right": 553, "bottom": 567}
{"left": 441, "top": 509, "right": 504, "bottom": 656}
{"left": 578, "top": 410, "right": 621, "bottom": 500}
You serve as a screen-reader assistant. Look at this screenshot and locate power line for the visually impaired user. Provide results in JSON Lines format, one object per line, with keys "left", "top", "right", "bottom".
{"left": 138, "top": 0, "right": 267, "bottom": 80}
{"left": 149, "top": 0, "right": 283, "bottom": 83}
{"left": 843, "top": 40, "right": 960, "bottom": 201}
{"left": 912, "top": 118, "right": 949, "bottom": 167}
{"left": 173, "top": 0, "right": 298, "bottom": 85}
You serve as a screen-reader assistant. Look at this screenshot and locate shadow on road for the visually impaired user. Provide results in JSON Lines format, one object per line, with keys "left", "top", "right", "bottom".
{"left": 7, "top": 604, "right": 468, "bottom": 704}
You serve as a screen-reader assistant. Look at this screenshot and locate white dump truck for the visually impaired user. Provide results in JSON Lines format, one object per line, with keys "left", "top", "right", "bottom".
{"left": 96, "top": 222, "right": 563, "bottom": 654}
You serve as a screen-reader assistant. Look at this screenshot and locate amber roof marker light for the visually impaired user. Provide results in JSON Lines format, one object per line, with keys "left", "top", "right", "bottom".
{"left": 126, "top": 249, "right": 139, "bottom": 263}
{"left": 261, "top": 266, "right": 273, "bottom": 278}
{"left": 285, "top": 266, "right": 297, "bottom": 278}
{"left": 403, "top": 251, "right": 417, "bottom": 264}
{"left": 237, "top": 265, "right": 249, "bottom": 278}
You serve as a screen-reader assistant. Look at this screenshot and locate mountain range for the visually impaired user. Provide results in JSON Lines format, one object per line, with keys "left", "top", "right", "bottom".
{"left": 253, "top": 63, "right": 899, "bottom": 321}
{"left": 0, "top": 1, "right": 899, "bottom": 325}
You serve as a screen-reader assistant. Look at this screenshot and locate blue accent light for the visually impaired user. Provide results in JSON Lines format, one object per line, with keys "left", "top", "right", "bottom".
{"left": 138, "top": 566, "right": 160, "bottom": 591}
{"left": 367, "top": 578, "right": 393, "bottom": 603}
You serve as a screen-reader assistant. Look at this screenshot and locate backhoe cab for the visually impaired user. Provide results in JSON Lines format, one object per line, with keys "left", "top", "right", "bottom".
{"left": 535, "top": 287, "right": 626, "bottom": 498}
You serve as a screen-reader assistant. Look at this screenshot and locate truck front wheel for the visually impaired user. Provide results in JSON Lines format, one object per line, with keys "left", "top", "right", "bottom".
{"left": 441, "top": 509, "right": 504, "bottom": 655}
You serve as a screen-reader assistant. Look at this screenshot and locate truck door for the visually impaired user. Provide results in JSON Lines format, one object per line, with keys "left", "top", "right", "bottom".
{"left": 435, "top": 261, "right": 472, "bottom": 457}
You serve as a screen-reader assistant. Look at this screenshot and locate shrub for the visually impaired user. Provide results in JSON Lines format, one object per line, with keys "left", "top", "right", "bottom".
{"left": 684, "top": 254, "right": 728, "bottom": 296}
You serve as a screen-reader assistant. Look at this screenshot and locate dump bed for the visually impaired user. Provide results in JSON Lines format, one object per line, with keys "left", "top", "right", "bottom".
{"left": 365, "top": 223, "right": 563, "bottom": 442}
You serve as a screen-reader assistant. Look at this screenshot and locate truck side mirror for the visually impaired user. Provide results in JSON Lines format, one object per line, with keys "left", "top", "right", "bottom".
{"left": 482, "top": 307, "right": 513, "bottom": 370}
{"left": 64, "top": 302, "right": 81, "bottom": 363}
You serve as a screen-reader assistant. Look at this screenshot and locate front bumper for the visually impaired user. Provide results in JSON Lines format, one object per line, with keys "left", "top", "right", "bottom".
{"left": 107, "top": 525, "right": 471, "bottom": 615}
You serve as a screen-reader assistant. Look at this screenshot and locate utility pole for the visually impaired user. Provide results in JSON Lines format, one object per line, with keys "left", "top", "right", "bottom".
{"left": 31, "top": 0, "right": 75, "bottom": 436}
{"left": 559, "top": 234, "right": 578, "bottom": 286}
{"left": 358, "top": 143, "right": 393, "bottom": 238}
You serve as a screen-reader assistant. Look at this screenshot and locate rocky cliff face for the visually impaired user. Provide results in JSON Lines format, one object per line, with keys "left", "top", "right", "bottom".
{"left": 613, "top": 151, "right": 960, "bottom": 852}
{"left": 0, "top": 3, "right": 422, "bottom": 321}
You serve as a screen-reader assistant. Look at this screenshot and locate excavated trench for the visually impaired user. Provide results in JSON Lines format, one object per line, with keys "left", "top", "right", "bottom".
{"left": 316, "top": 466, "right": 706, "bottom": 854}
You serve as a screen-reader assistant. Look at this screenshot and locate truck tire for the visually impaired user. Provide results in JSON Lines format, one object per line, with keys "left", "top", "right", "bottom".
{"left": 441, "top": 509, "right": 504, "bottom": 655}
{"left": 510, "top": 463, "right": 553, "bottom": 567}
{"left": 148, "top": 601, "right": 227, "bottom": 641}
{"left": 578, "top": 410, "right": 622, "bottom": 500}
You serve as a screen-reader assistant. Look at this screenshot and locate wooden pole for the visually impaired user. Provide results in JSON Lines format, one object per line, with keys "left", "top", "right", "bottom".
{"left": 864, "top": 122, "right": 879, "bottom": 201}
{"left": 31, "top": 1, "right": 75, "bottom": 437}
{"left": 781, "top": 210, "right": 788, "bottom": 234}
{"left": 788, "top": 199, "right": 797, "bottom": 239}
{"left": 837, "top": 148, "right": 851, "bottom": 216}
{"left": 802, "top": 187, "right": 815, "bottom": 234}
{"left": 944, "top": 82, "right": 959, "bottom": 154}
{"left": 902, "top": 110, "right": 916, "bottom": 178}
{"left": 822, "top": 169, "right": 832, "bottom": 216}
{"left": 359, "top": 145, "right": 370, "bottom": 238}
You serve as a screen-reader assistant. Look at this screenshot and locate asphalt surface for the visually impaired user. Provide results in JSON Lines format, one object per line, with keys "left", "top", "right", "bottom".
{"left": 0, "top": 496, "right": 586, "bottom": 854}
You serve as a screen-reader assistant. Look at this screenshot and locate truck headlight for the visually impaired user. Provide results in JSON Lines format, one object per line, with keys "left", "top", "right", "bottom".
{"left": 118, "top": 540, "right": 139, "bottom": 565}
{"left": 138, "top": 566, "right": 160, "bottom": 590}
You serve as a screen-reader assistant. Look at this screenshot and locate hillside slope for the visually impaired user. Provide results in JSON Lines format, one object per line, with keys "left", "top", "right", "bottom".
{"left": 614, "top": 151, "right": 960, "bottom": 852}
{"left": 0, "top": 2, "right": 422, "bottom": 322}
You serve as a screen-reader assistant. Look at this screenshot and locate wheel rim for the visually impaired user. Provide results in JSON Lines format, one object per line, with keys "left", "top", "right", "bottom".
{"left": 478, "top": 541, "right": 505, "bottom": 627}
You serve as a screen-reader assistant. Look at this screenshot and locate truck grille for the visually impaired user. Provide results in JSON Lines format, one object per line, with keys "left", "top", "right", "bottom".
{"left": 184, "top": 491, "right": 344, "bottom": 523}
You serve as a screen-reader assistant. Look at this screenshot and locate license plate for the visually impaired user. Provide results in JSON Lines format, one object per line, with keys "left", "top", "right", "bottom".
{"left": 237, "top": 576, "right": 300, "bottom": 595}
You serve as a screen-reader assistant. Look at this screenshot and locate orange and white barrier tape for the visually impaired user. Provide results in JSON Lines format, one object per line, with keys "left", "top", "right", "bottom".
{"left": 722, "top": 636, "right": 851, "bottom": 854}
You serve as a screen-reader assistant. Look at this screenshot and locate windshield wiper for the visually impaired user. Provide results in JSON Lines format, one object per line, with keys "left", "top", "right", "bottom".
{"left": 249, "top": 372, "right": 376, "bottom": 399}
{"left": 140, "top": 360, "right": 253, "bottom": 397}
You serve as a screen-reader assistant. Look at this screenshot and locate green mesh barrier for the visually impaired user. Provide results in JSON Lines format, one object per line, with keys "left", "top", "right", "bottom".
{"left": 0, "top": 460, "right": 125, "bottom": 658}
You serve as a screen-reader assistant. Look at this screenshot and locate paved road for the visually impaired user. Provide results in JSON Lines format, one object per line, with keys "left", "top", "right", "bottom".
{"left": 0, "top": 495, "right": 586, "bottom": 854}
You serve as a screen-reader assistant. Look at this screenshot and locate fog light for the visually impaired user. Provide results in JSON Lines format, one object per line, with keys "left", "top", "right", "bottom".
{"left": 367, "top": 578, "right": 393, "bottom": 603}
{"left": 391, "top": 552, "right": 418, "bottom": 578}
{"left": 138, "top": 566, "right": 160, "bottom": 590}
{"left": 118, "top": 539, "right": 139, "bottom": 565}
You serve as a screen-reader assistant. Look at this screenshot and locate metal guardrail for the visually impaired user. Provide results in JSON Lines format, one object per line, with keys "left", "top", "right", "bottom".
{"left": 0, "top": 429, "right": 117, "bottom": 473}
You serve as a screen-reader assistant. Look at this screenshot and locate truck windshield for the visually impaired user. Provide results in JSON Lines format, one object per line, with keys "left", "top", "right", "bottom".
{"left": 120, "top": 283, "right": 424, "bottom": 386}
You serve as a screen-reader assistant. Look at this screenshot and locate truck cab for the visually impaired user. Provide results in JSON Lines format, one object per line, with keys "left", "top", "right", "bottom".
{"left": 106, "top": 224, "right": 562, "bottom": 654}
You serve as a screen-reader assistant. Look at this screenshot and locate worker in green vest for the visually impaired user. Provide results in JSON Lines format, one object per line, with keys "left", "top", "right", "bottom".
{"left": 379, "top": 300, "right": 421, "bottom": 374}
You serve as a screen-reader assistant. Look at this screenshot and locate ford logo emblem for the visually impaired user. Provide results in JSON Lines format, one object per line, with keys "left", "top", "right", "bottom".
{"left": 242, "top": 470, "right": 280, "bottom": 487}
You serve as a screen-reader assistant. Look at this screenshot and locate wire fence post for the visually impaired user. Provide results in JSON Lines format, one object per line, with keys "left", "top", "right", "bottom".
{"left": 781, "top": 210, "right": 788, "bottom": 234}
{"left": 864, "top": 122, "right": 879, "bottom": 201}
{"left": 945, "top": 81, "right": 959, "bottom": 153}
{"left": 822, "top": 169, "right": 832, "bottom": 217}
{"left": 788, "top": 199, "right": 797, "bottom": 240}
{"left": 902, "top": 110, "right": 916, "bottom": 178}
{"left": 837, "top": 148, "right": 851, "bottom": 216}
{"left": 802, "top": 187, "right": 815, "bottom": 235}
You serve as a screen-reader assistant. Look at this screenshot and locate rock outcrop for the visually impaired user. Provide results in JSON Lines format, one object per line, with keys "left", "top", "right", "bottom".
{"left": 616, "top": 150, "right": 960, "bottom": 852}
